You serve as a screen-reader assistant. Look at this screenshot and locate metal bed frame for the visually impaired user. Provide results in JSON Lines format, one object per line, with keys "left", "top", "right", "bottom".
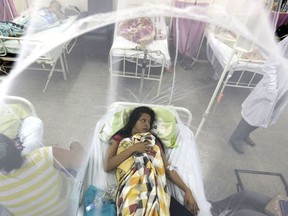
{"left": 1, "top": 95, "right": 37, "bottom": 116}
{"left": 0, "top": 35, "right": 77, "bottom": 92}
{"left": 234, "top": 169, "right": 288, "bottom": 196}
{"left": 109, "top": 46, "right": 166, "bottom": 97}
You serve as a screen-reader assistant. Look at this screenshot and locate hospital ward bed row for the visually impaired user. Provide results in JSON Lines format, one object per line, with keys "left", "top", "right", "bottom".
{"left": 0, "top": 2, "right": 80, "bottom": 92}
{"left": 109, "top": 0, "right": 272, "bottom": 99}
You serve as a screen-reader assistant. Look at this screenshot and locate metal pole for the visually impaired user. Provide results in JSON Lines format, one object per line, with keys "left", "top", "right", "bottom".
{"left": 195, "top": 48, "right": 237, "bottom": 139}
{"left": 4, "top": 0, "right": 15, "bottom": 20}
{"left": 139, "top": 48, "right": 147, "bottom": 96}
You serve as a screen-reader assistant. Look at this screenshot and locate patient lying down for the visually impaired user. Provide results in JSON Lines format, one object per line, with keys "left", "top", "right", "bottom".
{"left": 105, "top": 106, "right": 199, "bottom": 215}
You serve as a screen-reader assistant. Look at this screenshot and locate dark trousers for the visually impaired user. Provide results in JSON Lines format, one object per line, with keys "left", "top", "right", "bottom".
{"left": 170, "top": 197, "right": 194, "bottom": 216}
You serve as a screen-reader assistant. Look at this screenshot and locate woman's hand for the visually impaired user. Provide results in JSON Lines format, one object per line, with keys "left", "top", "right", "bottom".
{"left": 131, "top": 141, "right": 152, "bottom": 154}
{"left": 184, "top": 189, "right": 199, "bottom": 215}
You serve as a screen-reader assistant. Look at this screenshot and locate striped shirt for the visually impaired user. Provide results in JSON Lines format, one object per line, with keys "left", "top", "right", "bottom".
{"left": 0, "top": 147, "right": 72, "bottom": 216}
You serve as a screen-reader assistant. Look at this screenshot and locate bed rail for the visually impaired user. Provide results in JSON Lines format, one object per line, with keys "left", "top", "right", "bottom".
{"left": 0, "top": 95, "right": 37, "bottom": 117}
{"left": 0, "top": 35, "right": 70, "bottom": 92}
{"left": 109, "top": 47, "right": 166, "bottom": 96}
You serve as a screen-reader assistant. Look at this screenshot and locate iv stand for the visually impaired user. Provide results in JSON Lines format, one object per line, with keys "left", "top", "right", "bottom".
{"left": 195, "top": 48, "right": 237, "bottom": 139}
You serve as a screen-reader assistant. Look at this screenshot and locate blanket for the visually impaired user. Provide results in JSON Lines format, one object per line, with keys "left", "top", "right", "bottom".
{"left": 116, "top": 132, "right": 170, "bottom": 216}
{"left": 118, "top": 17, "right": 155, "bottom": 46}
{"left": 0, "top": 21, "right": 26, "bottom": 37}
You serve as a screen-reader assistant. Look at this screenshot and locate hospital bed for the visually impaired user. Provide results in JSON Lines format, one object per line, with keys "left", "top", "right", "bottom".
{"left": 206, "top": 27, "right": 266, "bottom": 89}
{"left": 109, "top": 2, "right": 171, "bottom": 96}
{"left": 0, "top": 6, "right": 79, "bottom": 92}
{"left": 0, "top": 95, "right": 86, "bottom": 216}
{"left": 82, "top": 102, "right": 212, "bottom": 216}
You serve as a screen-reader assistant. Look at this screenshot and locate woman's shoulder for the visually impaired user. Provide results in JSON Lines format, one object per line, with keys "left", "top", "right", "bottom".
{"left": 111, "top": 133, "right": 125, "bottom": 144}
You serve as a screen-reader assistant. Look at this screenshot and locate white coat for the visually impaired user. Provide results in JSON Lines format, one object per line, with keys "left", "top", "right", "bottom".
{"left": 241, "top": 37, "right": 288, "bottom": 128}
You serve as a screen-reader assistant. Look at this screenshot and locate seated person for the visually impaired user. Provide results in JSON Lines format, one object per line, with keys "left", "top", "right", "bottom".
{"left": 210, "top": 190, "right": 287, "bottom": 216}
{"left": 104, "top": 106, "right": 199, "bottom": 215}
{"left": 0, "top": 133, "right": 85, "bottom": 216}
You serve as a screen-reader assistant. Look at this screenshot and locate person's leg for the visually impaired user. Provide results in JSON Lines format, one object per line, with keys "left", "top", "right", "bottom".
{"left": 210, "top": 191, "right": 270, "bottom": 215}
{"left": 229, "top": 118, "right": 258, "bottom": 154}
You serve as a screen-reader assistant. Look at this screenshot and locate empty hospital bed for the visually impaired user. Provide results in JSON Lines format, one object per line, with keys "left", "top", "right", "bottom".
{"left": 109, "top": 1, "right": 171, "bottom": 97}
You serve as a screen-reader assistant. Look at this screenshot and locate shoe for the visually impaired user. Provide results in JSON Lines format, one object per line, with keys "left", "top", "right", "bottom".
{"left": 243, "top": 136, "right": 256, "bottom": 147}
{"left": 229, "top": 139, "right": 244, "bottom": 154}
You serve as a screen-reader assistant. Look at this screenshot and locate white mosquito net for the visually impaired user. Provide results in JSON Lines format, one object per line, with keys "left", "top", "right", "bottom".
{"left": 0, "top": 0, "right": 288, "bottom": 215}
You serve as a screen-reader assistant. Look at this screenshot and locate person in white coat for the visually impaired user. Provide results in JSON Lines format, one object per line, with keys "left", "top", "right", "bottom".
{"left": 230, "top": 36, "right": 288, "bottom": 154}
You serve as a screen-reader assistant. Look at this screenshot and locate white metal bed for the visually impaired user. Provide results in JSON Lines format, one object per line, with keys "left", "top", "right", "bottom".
{"left": 109, "top": 3, "right": 171, "bottom": 97}
{"left": 82, "top": 102, "right": 212, "bottom": 216}
{"left": 0, "top": 5, "right": 79, "bottom": 92}
{"left": 206, "top": 28, "right": 266, "bottom": 89}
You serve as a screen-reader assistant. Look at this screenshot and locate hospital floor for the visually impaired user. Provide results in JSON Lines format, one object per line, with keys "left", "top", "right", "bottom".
{"left": 6, "top": 36, "right": 288, "bottom": 204}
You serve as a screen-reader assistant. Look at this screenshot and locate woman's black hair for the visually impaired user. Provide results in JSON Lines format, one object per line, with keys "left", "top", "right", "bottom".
{"left": 115, "top": 106, "right": 156, "bottom": 138}
{"left": 0, "top": 134, "right": 24, "bottom": 173}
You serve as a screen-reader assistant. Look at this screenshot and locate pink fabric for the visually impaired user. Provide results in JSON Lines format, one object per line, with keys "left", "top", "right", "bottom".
{"left": 0, "top": 0, "right": 18, "bottom": 21}
{"left": 271, "top": 12, "right": 288, "bottom": 28}
{"left": 172, "top": 2, "right": 209, "bottom": 59}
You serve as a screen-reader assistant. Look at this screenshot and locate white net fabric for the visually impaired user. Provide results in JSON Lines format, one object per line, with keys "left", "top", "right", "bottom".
{"left": 1, "top": 0, "right": 288, "bottom": 215}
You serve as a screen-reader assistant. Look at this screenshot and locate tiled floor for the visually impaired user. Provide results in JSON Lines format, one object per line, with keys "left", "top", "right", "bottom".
{"left": 3, "top": 34, "right": 288, "bottom": 207}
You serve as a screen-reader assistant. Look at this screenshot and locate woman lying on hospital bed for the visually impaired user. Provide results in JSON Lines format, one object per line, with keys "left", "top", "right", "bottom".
{"left": 104, "top": 106, "right": 199, "bottom": 215}
{"left": 11, "top": 0, "right": 74, "bottom": 34}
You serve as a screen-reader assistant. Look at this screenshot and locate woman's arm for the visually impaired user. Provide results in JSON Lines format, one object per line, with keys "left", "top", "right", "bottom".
{"left": 52, "top": 141, "right": 85, "bottom": 169}
{"left": 104, "top": 138, "right": 152, "bottom": 172}
{"left": 160, "top": 148, "right": 199, "bottom": 215}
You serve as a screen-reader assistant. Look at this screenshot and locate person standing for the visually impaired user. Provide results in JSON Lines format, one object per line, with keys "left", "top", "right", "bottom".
{"left": 230, "top": 36, "right": 288, "bottom": 154}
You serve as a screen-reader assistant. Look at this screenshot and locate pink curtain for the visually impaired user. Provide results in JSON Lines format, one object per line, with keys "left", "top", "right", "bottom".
{"left": 271, "top": 12, "right": 288, "bottom": 28}
{"left": 172, "top": 1, "right": 209, "bottom": 59}
{"left": 0, "top": 0, "right": 18, "bottom": 21}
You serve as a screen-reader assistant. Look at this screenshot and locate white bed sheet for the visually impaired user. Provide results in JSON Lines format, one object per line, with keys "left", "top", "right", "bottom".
{"left": 0, "top": 16, "right": 77, "bottom": 61}
{"left": 88, "top": 103, "right": 211, "bottom": 216}
{"left": 206, "top": 30, "right": 266, "bottom": 80}
{"left": 111, "top": 17, "right": 171, "bottom": 68}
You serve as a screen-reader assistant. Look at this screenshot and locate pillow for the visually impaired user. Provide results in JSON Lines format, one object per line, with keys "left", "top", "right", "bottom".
{"left": 151, "top": 107, "right": 177, "bottom": 148}
{"left": 99, "top": 106, "right": 177, "bottom": 148}
{"left": 118, "top": 17, "right": 155, "bottom": 46}
{"left": 0, "top": 104, "right": 29, "bottom": 139}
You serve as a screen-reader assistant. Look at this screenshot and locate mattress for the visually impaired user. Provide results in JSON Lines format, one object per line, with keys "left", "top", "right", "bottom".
{"left": 206, "top": 29, "right": 266, "bottom": 80}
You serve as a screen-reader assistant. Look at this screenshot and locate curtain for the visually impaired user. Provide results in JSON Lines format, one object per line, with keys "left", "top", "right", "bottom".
{"left": 172, "top": 1, "right": 209, "bottom": 59}
{"left": 0, "top": 0, "right": 18, "bottom": 21}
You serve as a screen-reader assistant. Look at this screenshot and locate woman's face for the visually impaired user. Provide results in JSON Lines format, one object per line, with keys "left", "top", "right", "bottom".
{"left": 132, "top": 113, "right": 151, "bottom": 134}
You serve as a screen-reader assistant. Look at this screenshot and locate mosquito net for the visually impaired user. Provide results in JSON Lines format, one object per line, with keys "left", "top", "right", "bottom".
{"left": 0, "top": 0, "right": 288, "bottom": 215}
